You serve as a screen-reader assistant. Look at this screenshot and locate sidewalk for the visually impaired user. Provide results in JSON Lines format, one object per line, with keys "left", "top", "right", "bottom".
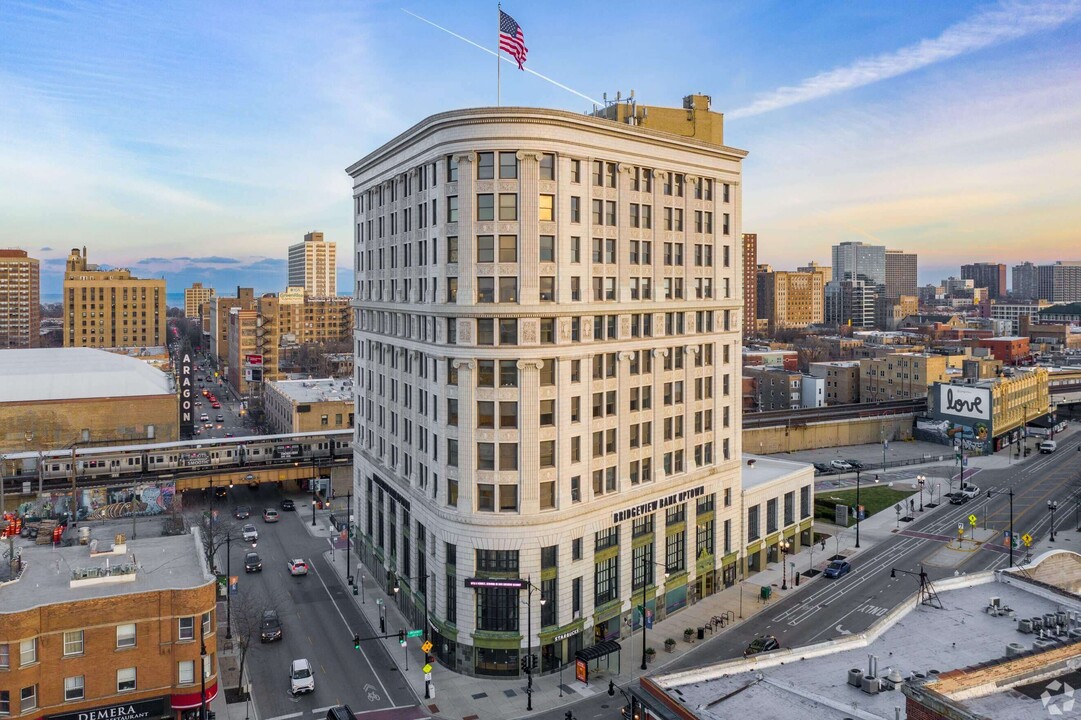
{"left": 293, "top": 438, "right": 1061, "bottom": 720}
{"left": 297, "top": 496, "right": 917, "bottom": 720}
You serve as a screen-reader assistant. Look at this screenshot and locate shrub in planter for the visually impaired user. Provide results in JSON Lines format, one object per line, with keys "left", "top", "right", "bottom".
{"left": 645, "top": 647, "right": 656, "bottom": 663}
{"left": 664, "top": 638, "right": 676, "bottom": 652}
{"left": 683, "top": 627, "right": 695, "bottom": 642}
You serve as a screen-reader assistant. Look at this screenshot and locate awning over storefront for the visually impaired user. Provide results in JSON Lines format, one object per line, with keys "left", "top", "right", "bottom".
{"left": 575, "top": 640, "right": 621, "bottom": 663}
{"left": 170, "top": 682, "right": 218, "bottom": 710}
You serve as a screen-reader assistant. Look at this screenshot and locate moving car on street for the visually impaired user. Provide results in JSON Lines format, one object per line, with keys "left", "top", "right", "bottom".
{"left": 288, "top": 559, "right": 308, "bottom": 576}
{"left": 289, "top": 658, "right": 315, "bottom": 695}
{"left": 280, "top": 498, "right": 296, "bottom": 511}
{"left": 263, "top": 509, "right": 280, "bottom": 523}
{"left": 244, "top": 552, "right": 262, "bottom": 573}
{"left": 260, "top": 610, "right": 282, "bottom": 642}
{"left": 234, "top": 506, "right": 250, "bottom": 520}
{"left": 242, "top": 524, "right": 258, "bottom": 543}
{"left": 744, "top": 635, "right": 780, "bottom": 656}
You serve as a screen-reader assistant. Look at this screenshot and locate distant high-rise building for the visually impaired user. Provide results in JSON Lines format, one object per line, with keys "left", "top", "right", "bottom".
{"left": 797, "top": 261, "right": 831, "bottom": 284}
{"left": 825, "top": 280, "right": 877, "bottom": 329}
{"left": 742, "top": 233, "right": 758, "bottom": 340}
{"left": 961, "top": 262, "right": 1006, "bottom": 299}
{"left": 757, "top": 270, "right": 825, "bottom": 331}
{"left": 63, "top": 247, "right": 166, "bottom": 348}
{"left": 832, "top": 241, "right": 885, "bottom": 285}
{"left": 184, "top": 282, "right": 215, "bottom": 320}
{"left": 1037, "top": 262, "right": 1081, "bottom": 303}
{"left": 288, "top": 231, "right": 337, "bottom": 297}
{"left": 0, "top": 249, "right": 40, "bottom": 348}
{"left": 1012, "top": 262, "right": 1040, "bottom": 300}
{"left": 208, "top": 287, "right": 256, "bottom": 367}
{"left": 884, "top": 250, "right": 918, "bottom": 299}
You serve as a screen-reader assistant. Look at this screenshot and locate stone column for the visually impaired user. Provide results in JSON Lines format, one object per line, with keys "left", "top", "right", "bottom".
{"left": 452, "top": 359, "right": 477, "bottom": 512}
{"left": 517, "top": 358, "right": 544, "bottom": 511}
{"left": 652, "top": 347, "right": 669, "bottom": 483}
{"left": 454, "top": 152, "right": 475, "bottom": 305}
{"left": 517, "top": 151, "right": 541, "bottom": 304}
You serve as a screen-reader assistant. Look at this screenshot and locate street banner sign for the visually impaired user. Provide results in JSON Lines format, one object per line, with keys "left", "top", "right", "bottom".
{"left": 407, "top": 629, "right": 423, "bottom": 638}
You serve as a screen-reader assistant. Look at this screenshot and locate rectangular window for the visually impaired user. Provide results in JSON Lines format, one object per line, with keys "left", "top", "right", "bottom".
{"left": 539, "top": 235, "right": 555, "bottom": 262}
{"left": 594, "top": 556, "right": 619, "bottom": 606}
{"left": 19, "top": 687, "right": 36, "bottom": 713}
{"left": 178, "top": 660, "right": 195, "bottom": 685}
{"left": 178, "top": 616, "right": 195, "bottom": 641}
{"left": 477, "top": 195, "right": 494, "bottom": 221}
{"left": 539, "top": 153, "right": 555, "bottom": 180}
{"left": 447, "top": 195, "right": 458, "bottom": 223}
{"left": 499, "top": 151, "right": 518, "bottom": 179}
{"left": 665, "top": 531, "right": 686, "bottom": 574}
{"left": 570, "top": 159, "right": 581, "bottom": 183}
{"left": 64, "top": 676, "right": 84, "bottom": 702}
{"left": 477, "top": 151, "right": 495, "bottom": 179}
{"left": 447, "top": 236, "right": 459, "bottom": 263}
{"left": 19, "top": 639, "right": 36, "bottom": 666}
{"left": 477, "top": 483, "right": 495, "bottom": 511}
{"left": 539, "top": 194, "right": 555, "bottom": 222}
{"left": 63, "top": 630, "right": 84, "bottom": 656}
{"left": 500, "top": 360, "right": 519, "bottom": 387}
{"left": 117, "top": 668, "right": 136, "bottom": 692}
{"left": 570, "top": 196, "right": 581, "bottom": 223}
{"left": 446, "top": 155, "right": 459, "bottom": 182}
{"left": 539, "top": 276, "right": 555, "bottom": 302}
{"left": 499, "top": 277, "right": 517, "bottom": 303}
{"left": 499, "top": 401, "right": 518, "bottom": 428}
{"left": 572, "top": 577, "right": 582, "bottom": 615}
{"left": 0, "top": 644, "right": 8, "bottom": 669}
{"left": 498, "top": 193, "right": 518, "bottom": 221}
{"left": 539, "top": 440, "right": 555, "bottom": 468}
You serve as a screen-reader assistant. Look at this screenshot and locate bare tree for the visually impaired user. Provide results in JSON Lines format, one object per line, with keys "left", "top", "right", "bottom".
{"left": 229, "top": 585, "right": 288, "bottom": 697}
{"left": 200, "top": 516, "right": 242, "bottom": 575}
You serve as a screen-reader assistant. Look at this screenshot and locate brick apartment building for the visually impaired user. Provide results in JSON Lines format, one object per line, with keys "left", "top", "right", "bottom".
{"left": 0, "top": 532, "right": 217, "bottom": 720}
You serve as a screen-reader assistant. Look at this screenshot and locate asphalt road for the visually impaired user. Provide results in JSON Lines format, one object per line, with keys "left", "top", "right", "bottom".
{"left": 193, "top": 486, "right": 416, "bottom": 720}
{"left": 529, "top": 434, "right": 1081, "bottom": 720}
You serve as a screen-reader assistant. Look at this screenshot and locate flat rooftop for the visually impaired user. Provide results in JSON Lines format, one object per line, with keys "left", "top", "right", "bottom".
{"left": 652, "top": 577, "right": 1081, "bottom": 720}
{"left": 740, "top": 455, "right": 812, "bottom": 491}
{"left": 268, "top": 377, "right": 353, "bottom": 403}
{"left": 0, "top": 347, "right": 175, "bottom": 402}
{"left": 0, "top": 530, "right": 212, "bottom": 613}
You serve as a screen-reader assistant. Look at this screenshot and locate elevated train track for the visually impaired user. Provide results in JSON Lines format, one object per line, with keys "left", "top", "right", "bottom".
{"left": 743, "top": 399, "right": 927, "bottom": 429}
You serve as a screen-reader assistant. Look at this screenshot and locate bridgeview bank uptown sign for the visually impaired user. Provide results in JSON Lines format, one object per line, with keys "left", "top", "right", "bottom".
{"left": 46, "top": 697, "right": 167, "bottom": 720}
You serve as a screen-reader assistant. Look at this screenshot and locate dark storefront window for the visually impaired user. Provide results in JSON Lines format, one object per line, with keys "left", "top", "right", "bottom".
{"left": 476, "top": 647, "right": 518, "bottom": 677}
{"left": 476, "top": 586, "right": 519, "bottom": 632}
{"left": 540, "top": 578, "right": 557, "bottom": 628}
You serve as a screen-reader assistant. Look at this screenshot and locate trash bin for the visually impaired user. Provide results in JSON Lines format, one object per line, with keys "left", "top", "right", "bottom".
{"left": 697, "top": 627, "right": 705, "bottom": 640}
{"left": 761, "top": 586, "right": 772, "bottom": 601}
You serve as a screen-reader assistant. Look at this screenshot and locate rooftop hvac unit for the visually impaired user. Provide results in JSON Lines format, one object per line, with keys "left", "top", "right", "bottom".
{"left": 1006, "top": 642, "right": 1026, "bottom": 657}
{"left": 847, "top": 669, "right": 863, "bottom": 687}
{"left": 861, "top": 676, "right": 880, "bottom": 694}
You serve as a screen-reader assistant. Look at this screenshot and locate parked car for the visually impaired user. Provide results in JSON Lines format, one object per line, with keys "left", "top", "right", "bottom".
{"left": 242, "top": 524, "right": 258, "bottom": 543}
{"left": 830, "top": 459, "right": 853, "bottom": 471}
{"left": 289, "top": 658, "right": 315, "bottom": 695}
{"left": 280, "top": 498, "right": 296, "bottom": 511}
{"left": 844, "top": 459, "right": 865, "bottom": 471}
{"left": 263, "top": 509, "right": 280, "bottom": 523}
{"left": 234, "top": 506, "right": 251, "bottom": 520}
{"left": 824, "top": 560, "right": 852, "bottom": 579}
{"left": 813, "top": 462, "right": 833, "bottom": 474}
{"left": 949, "top": 484, "right": 981, "bottom": 504}
{"left": 244, "top": 552, "right": 262, "bottom": 573}
{"left": 744, "top": 635, "right": 780, "bottom": 656}
{"left": 1040, "top": 440, "right": 1058, "bottom": 454}
{"left": 288, "top": 559, "right": 308, "bottom": 576}
{"left": 260, "top": 610, "right": 282, "bottom": 642}
{"left": 326, "top": 707, "right": 355, "bottom": 720}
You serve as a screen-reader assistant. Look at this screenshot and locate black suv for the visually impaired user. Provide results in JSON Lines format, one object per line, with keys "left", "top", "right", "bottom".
{"left": 280, "top": 498, "right": 296, "bottom": 511}
{"left": 260, "top": 610, "right": 282, "bottom": 642}
{"left": 744, "top": 635, "right": 780, "bottom": 656}
{"left": 244, "top": 552, "right": 262, "bottom": 573}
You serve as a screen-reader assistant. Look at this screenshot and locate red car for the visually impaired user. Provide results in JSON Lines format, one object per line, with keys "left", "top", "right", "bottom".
{"left": 211, "top": 403, "right": 221, "bottom": 409}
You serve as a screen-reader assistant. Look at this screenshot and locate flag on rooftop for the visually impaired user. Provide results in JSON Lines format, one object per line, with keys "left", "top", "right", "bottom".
{"left": 499, "top": 9, "right": 527, "bottom": 70}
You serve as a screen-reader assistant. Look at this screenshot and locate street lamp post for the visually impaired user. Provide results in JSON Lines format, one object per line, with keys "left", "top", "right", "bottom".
{"left": 523, "top": 577, "right": 546, "bottom": 712}
{"left": 855, "top": 469, "right": 862, "bottom": 548}
{"left": 986, "top": 488, "right": 1015, "bottom": 567}
{"left": 639, "top": 560, "right": 668, "bottom": 671}
{"left": 226, "top": 534, "right": 232, "bottom": 639}
{"left": 346, "top": 492, "right": 353, "bottom": 586}
{"left": 780, "top": 537, "right": 792, "bottom": 590}
{"left": 311, "top": 463, "right": 318, "bottom": 527}
{"left": 1049, "top": 500, "right": 1059, "bottom": 542}
{"left": 917, "top": 474, "right": 926, "bottom": 512}
{"left": 199, "top": 639, "right": 208, "bottom": 720}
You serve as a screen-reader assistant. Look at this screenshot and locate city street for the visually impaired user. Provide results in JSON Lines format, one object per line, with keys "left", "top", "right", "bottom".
{"left": 527, "top": 432, "right": 1081, "bottom": 720}
{"left": 190, "top": 486, "right": 417, "bottom": 720}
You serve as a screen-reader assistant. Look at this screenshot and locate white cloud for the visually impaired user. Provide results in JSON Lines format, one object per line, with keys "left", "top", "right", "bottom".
{"left": 728, "top": 0, "right": 1081, "bottom": 119}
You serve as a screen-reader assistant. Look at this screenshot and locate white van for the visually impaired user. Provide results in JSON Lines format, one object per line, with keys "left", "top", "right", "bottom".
{"left": 1040, "top": 440, "right": 1058, "bottom": 454}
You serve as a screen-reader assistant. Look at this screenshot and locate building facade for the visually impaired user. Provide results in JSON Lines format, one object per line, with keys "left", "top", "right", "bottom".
{"left": 961, "top": 262, "right": 1006, "bottom": 299}
{"left": 977, "top": 336, "right": 1031, "bottom": 364}
{"left": 0, "top": 533, "right": 217, "bottom": 720}
{"left": 825, "top": 279, "right": 877, "bottom": 329}
{"left": 1037, "top": 262, "right": 1081, "bottom": 303}
{"left": 1012, "top": 261, "right": 1039, "bottom": 300}
{"left": 756, "top": 270, "right": 824, "bottom": 331}
{"left": 288, "top": 231, "right": 337, "bottom": 298}
{"left": 207, "top": 288, "right": 255, "bottom": 369}
{"left": 859, "top": 352, "right": 953, "bottom": 402}
{"left": 796, "top": 261, "right": 830, "bottom": 284}
{"left": 985, "top": 299, "right": 1055, "bottom": 334}
{"left": 350, "top": 98, "right": 747, "bottom": 676}
{"left": 263, "top": 378, "right": 354, "bottom": 434}
{"left": 808, "top": 361, "right": 861, "bottom": 405}
{"left": 183, "top": 283, "right": 214, "bottom": 320}
{"left": 743, "top": 366, "right": 803, "bottom": 411}
{"left": 741, "top": 233, "right": 757, "bottom": 340}
{"left": 832, "top": 241, "right": 885, "bottom": 285}
{"left": 884, "top": 249, "right": 917, "bottom": 299}
{"left": 63, "top": 248, "right": 166, "bottom": 348}
{"left": 0, "top": 348, "right": 179, "bottom": 453}
{"left": 0, "top": 249, "right": 40, "bottom": 349}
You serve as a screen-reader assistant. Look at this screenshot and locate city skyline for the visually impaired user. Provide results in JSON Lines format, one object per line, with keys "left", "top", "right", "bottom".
{"left": 2, "top": 1, "right": 1080, "bottom": 291}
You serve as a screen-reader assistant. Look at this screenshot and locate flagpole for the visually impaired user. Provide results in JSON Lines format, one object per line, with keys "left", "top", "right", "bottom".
{"left": 496, "top": 3, "right": 501, "bottom": 106}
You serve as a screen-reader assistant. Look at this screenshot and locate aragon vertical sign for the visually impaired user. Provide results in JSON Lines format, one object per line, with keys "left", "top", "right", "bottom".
{"left": 179, "top": 346, "right": 194, "bottom": 439}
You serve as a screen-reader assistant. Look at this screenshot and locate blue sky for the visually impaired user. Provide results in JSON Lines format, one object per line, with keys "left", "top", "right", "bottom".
{"left": 2, "top": 0, "right": 1080, "bottom": 295}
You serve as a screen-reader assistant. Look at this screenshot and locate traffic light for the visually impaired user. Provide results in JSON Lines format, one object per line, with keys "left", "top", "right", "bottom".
{"left": 398, "top": 629, "right": 406, "bottom": 646}
{"left": 520, "top": 656, "right": 531, "bottom": 674}
{"left": 353, "top": 633, "right": 360, "bottom": 650}
{"left": 608, "top": 680, "right": 616, "bottom": 696}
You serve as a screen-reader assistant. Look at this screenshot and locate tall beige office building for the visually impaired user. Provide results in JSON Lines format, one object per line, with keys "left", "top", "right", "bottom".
{"left": 184, "top": 282, "right": 215, "bottom": 319}
{"left": 0, "top": 249, "right": 40, "bottom": 348}
{"left": 63, "top": 247, "right": 166, "bottom": 348}
{"left": 757, "top": 269, "right": 825, "bottom": 331}
{"left": 288, "top": 231, "right": 337, "bottom": 297}
{"left": 350, "top": 96, "right": 752, "bottom": 676}
{"left": 884, "top": 249, "right": 918, "bottom": 299}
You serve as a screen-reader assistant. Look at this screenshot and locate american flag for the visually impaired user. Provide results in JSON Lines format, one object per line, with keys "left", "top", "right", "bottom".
{"left": 499, "top": 9, "right": 527, "bottom": 70}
